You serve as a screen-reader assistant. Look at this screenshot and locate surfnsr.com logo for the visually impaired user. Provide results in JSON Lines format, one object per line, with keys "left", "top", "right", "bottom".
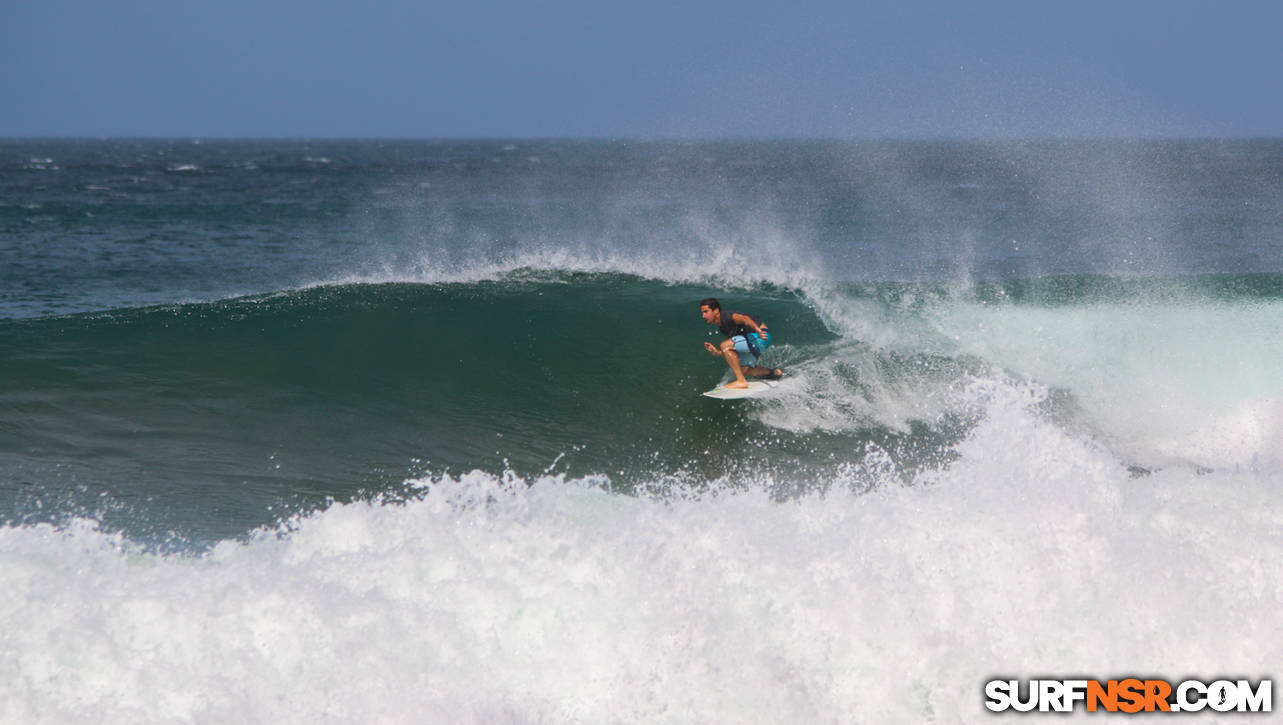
{"left": 984, "top": 678, "right": 1272, "bottom": 714}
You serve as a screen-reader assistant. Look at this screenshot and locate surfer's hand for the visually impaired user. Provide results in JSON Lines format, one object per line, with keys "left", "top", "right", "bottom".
{"left": 704, "top": 342, "right": 718, "bottom": 355}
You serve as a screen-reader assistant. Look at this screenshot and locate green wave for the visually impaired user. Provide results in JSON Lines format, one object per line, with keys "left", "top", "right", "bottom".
{"left": 9, "top": 270, "right": 1283, "bottom": 544}
{"left": 0, "top": 275, "right": 858, "bottom": 540}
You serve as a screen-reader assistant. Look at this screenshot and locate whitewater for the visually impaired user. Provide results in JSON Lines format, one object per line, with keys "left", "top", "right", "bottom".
{"left": 4, "top": 380, "right": 1278, "bottom": 722}
{"left": 1, "top": 139, "right": 1280, "bottom": 722}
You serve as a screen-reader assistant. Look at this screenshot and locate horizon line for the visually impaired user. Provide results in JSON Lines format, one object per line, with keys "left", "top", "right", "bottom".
{"left": 3, "top": 134, "right": 1282, "bottom": 143}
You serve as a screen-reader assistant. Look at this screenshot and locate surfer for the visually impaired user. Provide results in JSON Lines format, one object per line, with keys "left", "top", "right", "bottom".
{"left": 700, "top": 298, "right": 784, "bottom": 389}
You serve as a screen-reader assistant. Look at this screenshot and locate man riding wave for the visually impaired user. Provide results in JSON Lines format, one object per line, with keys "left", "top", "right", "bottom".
{"left": 700, "top": 297, "right": 785, "bottom": 389}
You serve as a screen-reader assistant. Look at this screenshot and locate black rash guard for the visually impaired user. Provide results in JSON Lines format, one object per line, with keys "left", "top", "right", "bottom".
{"left": 718, "top": 310, "right": 765, "bottom": 339}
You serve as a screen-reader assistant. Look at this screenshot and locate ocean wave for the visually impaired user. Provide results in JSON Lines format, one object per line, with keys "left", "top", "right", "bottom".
{"left": 6, "top": 273, "right": 1283, "bottom": 547}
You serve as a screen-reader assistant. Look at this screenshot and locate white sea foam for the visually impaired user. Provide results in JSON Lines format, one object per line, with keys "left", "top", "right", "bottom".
{"left": 924, "top": 299, "right": 1283, "bottom": 471}
{"left": 2, "top": 376, "right": 1278, "bottom": 723}
{"left": 784, "top": 279, "right": 1283, "bottom": 473}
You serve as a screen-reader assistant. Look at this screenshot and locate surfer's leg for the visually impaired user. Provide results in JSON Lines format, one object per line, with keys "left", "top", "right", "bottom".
{"left": 720, "top": 338, "right": 749, "bottom": 388}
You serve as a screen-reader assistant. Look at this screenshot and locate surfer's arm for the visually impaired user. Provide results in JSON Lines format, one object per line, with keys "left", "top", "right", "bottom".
{"left": 732, "top": 313, "right": 768, "bottom": 337}
{"left": 704, "top": 341, "right": 723, "bottom": 356}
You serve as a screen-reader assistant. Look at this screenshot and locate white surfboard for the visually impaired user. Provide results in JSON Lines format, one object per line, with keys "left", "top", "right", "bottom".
{"left": 701, "top": 380, "right": 779, "bottom": 400}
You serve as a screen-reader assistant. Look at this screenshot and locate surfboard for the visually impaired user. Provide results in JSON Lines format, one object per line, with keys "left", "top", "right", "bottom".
{"left": 701, "top": 380, "right": 779, "bottom": 400}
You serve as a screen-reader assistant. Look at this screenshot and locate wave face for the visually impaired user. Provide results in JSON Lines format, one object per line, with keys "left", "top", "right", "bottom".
{"left": 2, "top": 139, "right": 1281, "bottom": 722}
{"left": 1, "top": 276, "right": 849, "bottom": 542}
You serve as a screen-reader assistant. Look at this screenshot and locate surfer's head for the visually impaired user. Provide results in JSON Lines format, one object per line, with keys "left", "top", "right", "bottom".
{"left": 699, "top": 298, "right": 721, "bottom": 324}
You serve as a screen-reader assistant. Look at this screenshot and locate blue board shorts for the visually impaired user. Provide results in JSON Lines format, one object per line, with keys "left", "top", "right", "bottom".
{"left": 730, "top": 331, "right": 771, "bottom": 366}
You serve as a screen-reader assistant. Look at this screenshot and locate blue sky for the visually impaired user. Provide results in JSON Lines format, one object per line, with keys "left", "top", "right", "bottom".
{"left": 5, "top": 0, "right": 1282, "bottom": 138}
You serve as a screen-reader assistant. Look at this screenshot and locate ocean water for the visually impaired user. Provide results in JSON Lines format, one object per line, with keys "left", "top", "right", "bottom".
{"left": 1, "top": 138, "right": 1281, "bottom": 722}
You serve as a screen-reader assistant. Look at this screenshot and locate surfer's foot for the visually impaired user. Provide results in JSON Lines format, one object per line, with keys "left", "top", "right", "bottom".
{"left": 762, "top": 368, "right": 784, "bottom": 381}
{"left": 724, "top": 380, "right": 750, "bottom": 389}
